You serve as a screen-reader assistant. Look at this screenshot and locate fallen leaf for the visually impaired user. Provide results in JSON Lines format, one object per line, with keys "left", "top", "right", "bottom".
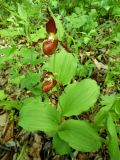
{"left": 1, "top": 121, "right": 14, "bottom": 144}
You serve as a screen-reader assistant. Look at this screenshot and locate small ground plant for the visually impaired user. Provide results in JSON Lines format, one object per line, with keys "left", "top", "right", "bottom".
{"left": 0, "top": 0, "right": 120, "bottom": 159}
{"left": 19, "top": 78, "right": 101, "bottom": 155}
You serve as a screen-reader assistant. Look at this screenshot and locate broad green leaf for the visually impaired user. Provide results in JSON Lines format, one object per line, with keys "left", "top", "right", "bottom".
{"left": 0, "top": 47, "right": 12, "bottom": 56}
{"left": 54, "top": 16, "right": 65, "bottom": 41}
{"left": 22, "top": 97, "right": 42, "bottom": 108}
{"left": 67, "top": 14, "right": 88, "bottom": 29}
{"left": 114, "top": 95, "right": 120, "bottom": 115}
{"left": 112, "top": 6, "right": 120, "bottom": 16}
{"left": 29, "top": 84, "right": 43, "bottom": 96}
{"left": 0, "top": 90, "right": 7, "bottom": 100}
{"left": 58, "top": 120, "right": 101, "bottom": 152}
{"left": 0, "top": 100, "right": 21, "bottom": 110}
{"left": 59, "top": 79, "right": 100, "bottom": 116}
{"left": 95, "top": 94, "right": 119, "bottom": 126}
{"left": 107, "top": 113, "right": 120, "bottom": 160}
{"left": 95, "top": 94, "right": 115, "bottom": 126}
{"left": 30, "top": 27, "right": 46, "bottom": 42}
{"left": 19, "top": 103, "right": 61, "bottom": 134}
{"left": 17, "top": 48, "right": 37, "bottom": 64}
{"left": 53, "top": 134, "right": 71, "bottom": 155}
{"left": 0, "top": 47, "right": 16, "bottom": 55}
{"left": 95, "top": 106, "right": 110, "bottom": 126}
{"left": 20, "top": 72, "right": 41, "bottom": 89}
{"left": 0, "top": 47, "right": 16, "bottom": 63}
{"left": 43, "top": 50, "right": 77, "bottom": 85}
{"left": 101, "top": 94, "right": 116, "bottom": 107}
{"left": 16, "top": 47, "right": 46, "bottom": 65}
{"left": 10, "top": 75, "right": 25, "bottom": 84}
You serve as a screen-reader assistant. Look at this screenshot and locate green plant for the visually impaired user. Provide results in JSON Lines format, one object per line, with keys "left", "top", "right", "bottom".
{"left": 0, "top": 0, "right": 48, "bottom": 43}
{"left": 19, "top": 79, "right": 101, "bottom": 155}
{"left": 95, "top": 94, "right": 120, "bottom": 160}
{"left": 0, "top": 0, "right": 120, "bottom": 159}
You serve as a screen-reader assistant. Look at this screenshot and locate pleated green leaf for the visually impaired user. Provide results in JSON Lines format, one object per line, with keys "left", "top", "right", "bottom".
{"left": 19, "top": 102, "right": 61, "bottom": 134}
{"left": 58, "top": 120, "right": 102, "bottom": 152}
{"left": 59, "top": 79, "right": 100, "bottom": 116}
{"left": 54, "top": 16, "right": 65, "bottom": 41}
{"left": 43, "top": 50, "right": 77, "bottom": 85}
{"left": 107, "top": 113, "right": 120, "bottom": 160}
{"left": 53, "top": 134, "right": 71, "bottom": 155}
